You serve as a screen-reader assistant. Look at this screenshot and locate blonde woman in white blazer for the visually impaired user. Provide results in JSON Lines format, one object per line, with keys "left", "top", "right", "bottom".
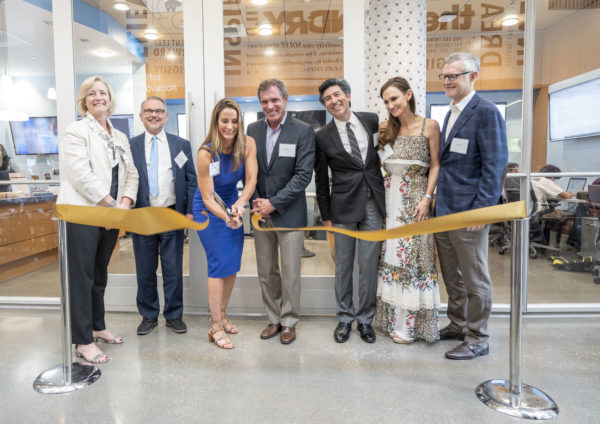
{"left": 57, "top": 76, "right": 138, "bottom": 364}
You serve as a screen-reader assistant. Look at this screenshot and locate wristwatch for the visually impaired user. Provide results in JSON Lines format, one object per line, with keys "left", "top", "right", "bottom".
{"left": 109, "top": 199, "right": 117, "bottom": 208}
{"left": 425, "top": 194, "right": 433, "bottom": 200}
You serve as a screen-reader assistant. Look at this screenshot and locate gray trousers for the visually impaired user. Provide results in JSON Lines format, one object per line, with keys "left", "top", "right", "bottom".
{"left": 435, "top": 225, "right": 493, "bottom": 344}
{"left": 333, "top": 198, "right": 383, "bottom": 325}
{"left": 254, "top": 217, "right": 303, "bottom": 328}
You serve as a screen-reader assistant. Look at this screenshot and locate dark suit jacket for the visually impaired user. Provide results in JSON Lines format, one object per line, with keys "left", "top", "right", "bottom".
{"left": 314, "top": 111, "right": 385, "bottom": 224}
{"left": 129, "top": 132, "right": 197, "bottom": 216}
{"left": 247, "top": 113, "right": 315, "bottom": 228}
{"left": 434, "top": 93, "right": 508, "bottom": 217}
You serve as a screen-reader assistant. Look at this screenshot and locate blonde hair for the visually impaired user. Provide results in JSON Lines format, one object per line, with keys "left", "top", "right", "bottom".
{"left": 202, "top": 98, "right": 245, "bottom": 171}
{"left": 76, "top": 76, "right": 115, "bottom": 116}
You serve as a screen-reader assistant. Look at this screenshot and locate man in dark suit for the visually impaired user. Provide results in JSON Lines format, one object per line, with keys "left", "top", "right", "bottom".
{"left": 248, "top": 79, "right": 315, "bottom": 345}
{"left": 434, "top": 53, "right": 508, "bottom": 360}
{"left": 129, "top": 96, "right": 197, "bottom": 335}
{"left": 314, "top": 78, "right": 384, "bottom": 343}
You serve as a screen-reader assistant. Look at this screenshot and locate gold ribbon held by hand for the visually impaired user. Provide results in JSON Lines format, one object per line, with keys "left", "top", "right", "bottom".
{"left": 251, "top": 201, "right": 527, "bottom": 241}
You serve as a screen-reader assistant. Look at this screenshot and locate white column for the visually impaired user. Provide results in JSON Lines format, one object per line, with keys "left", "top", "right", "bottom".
{"left": 52, "top": 0, "right": 76, "bottom": 133}
{"left": 364, "top": 0, "right": 427, "bottom": 119}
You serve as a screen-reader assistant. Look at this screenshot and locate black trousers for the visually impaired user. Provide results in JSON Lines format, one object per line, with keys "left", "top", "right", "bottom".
{"left": 66, "top": 222, "right": 119, "bottom": 345}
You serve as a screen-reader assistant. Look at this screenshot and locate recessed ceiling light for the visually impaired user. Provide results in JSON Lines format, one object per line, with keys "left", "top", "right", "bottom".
{"left": 502, "top": 15, "right": 519, "bottom": 26}
{"left": 112, "top": 2, "right": 129, "bottom": 11}
{"left": 94, "top": 49, "right": 114, "bottom": 58}
{"left": 258, "top": 24, "right": 273, "bottom": 36}
{"left": 144, "top": 28, "right": 159, "bottom": 40}
{"left": 438, "top": 13, "right": 457, "bottom": 23}
{"left": 47, "top": 87, "right": 57, "bottom": 100}
{"left": 264, "top": 48, "right": 275, "bottom": 56}
{"left": 252, "top": 0, "right": 268, "bottom": 5}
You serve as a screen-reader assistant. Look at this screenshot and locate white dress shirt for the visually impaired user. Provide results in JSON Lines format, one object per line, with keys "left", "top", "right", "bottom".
{"left": 144, "top": 130, "right": 175, "bottom": 207}
{"left": 445, "top": 90, "right": 476, "bottom": 141}
{"left": 334, "top": 112, "right": 369, "bottom": 161}
{"left": 266, "top": 113, "right": 288, "bottom": 164}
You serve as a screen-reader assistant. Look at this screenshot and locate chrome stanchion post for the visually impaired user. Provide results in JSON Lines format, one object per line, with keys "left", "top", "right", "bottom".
{"left": 475, "top": 218, "right": 559, "bottom": 419}
{"left": 33, "top": 219, "right": 101, "bottom": 394}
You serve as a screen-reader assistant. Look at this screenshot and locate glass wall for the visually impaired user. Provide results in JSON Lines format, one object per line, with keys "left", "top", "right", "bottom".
{"left": 526, "top": 0, "right": 600, "bottom": 305}
{"left": 0, "top": 0, "right": 59, "bottom": 297}
{"left": 223, "top": 0, "right": 344, "bottom": 277}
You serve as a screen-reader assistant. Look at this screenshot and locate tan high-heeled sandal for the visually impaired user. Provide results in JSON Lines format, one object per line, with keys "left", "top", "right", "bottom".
{"left": 208, "top": 320, "right": 235, "bottom": 349}
{"left": 220, "top": 310, "right": 238, "bottom": 334}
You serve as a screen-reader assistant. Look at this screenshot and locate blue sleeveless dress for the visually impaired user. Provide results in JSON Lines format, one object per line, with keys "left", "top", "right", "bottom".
{"left": 192, "top": 148, "right": 245, "bottom": 278}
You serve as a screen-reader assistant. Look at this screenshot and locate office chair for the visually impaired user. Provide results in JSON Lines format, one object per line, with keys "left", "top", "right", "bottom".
{"left": 499, "top": 184, "right": 558, "bottom": 258}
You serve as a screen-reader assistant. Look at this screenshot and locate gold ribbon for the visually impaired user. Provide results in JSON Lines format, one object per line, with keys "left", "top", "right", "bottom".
{"left": 252, "top": 201, "right": 527, "bottom": 241}
{"left": 55, "top": 204, "right": 208, "bottom": 235}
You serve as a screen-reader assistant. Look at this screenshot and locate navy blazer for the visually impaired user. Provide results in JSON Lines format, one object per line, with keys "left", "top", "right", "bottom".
{"left": 314, "top": 111, "right": 385, "bottom": 224}
{"left": 129, "top": 132, "right": 197, "bottom": 216}
{"left": 247, "top": 113, "right": 315, "bottom": 228}
{"left": 434, "top": 93, "right": 508, "bottom": 217}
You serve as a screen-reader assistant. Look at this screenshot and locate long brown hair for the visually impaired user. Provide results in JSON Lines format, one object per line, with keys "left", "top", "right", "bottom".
{"left": 378, "top": 77, "right": 416, "bottom": 149}
{"left": 202, "top": 98, "right": 246, "bottom": 171}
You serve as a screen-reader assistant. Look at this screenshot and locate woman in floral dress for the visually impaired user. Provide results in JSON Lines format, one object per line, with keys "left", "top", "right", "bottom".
{"left": 374, "top": 77, "right": 441, "bottom": 343}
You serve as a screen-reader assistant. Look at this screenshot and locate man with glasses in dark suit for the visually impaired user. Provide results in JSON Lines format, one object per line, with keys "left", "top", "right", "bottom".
{"left": 434, "top": 53, "right": 508, "bottom": 360}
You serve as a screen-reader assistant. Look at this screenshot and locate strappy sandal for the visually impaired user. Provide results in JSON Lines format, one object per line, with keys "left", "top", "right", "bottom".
{"left": 208, "top": 320, "right": 235, "bottom": 349}
{"left": 75, "top": 346, "right": 109, "bottom": 364}
{"left": 93, "top": 332, "right": 124, "bottom": 344}
{"left": 220, "top": 310, "right": 238, "bottom": 334}
{"left": 391, "top": 332, "right": 414, "bottom": 344}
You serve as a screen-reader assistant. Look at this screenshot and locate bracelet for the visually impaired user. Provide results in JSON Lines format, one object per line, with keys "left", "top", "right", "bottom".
{"left": 424, "top": 194, "right": 433, "bottom": 201}
{"left": 109, "top": 199, "right": 117, "bottom": 208}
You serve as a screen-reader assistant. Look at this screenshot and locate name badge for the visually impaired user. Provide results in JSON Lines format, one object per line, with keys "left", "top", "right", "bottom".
{"left": 450, "top": 137, "right": 469, "bottom": 155}
{"left": 174, "top": 151, "right": 188, "bottom": 168}
{"left": 279, "top": 143, "right": 296, "bottom": 158}
{"left": 209, "top": 161, "right": 220, "bottom": 177}
{"left": 378, "top": 143, "right": 394, "bottom": 162}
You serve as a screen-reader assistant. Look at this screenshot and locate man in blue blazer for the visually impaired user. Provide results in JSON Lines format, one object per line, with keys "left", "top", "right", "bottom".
{"left": 129, "top": 96, "right": 197, "bottom": 336}
{"left": 434, "top": 53, "right": 507, "bottom": 360}
{"left": 248, "top": 79, "right": 315, "bottom": 345}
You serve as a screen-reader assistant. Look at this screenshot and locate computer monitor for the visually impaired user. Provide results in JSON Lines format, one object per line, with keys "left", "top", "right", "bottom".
{"left": 567, "top": 177, "right": 587, "bottom": 193}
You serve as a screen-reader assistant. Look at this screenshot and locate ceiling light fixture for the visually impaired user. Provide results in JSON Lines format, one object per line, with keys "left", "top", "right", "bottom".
{"left": 112, "top": 2, "right": 129, "bottom": 11}
{"left": 502, "top": 15, "right": 519, "bottom": 26}
{"left": 258, "top": 24, "right": 273, "bottom": 36}
{"left": 144, "top": 28, "right": 159, "bottom": 40}
{"left": 47, "top": 87, "right": 57, "bottom": 100}
{"left": 438, "top": 13, "right": 457, "bottom": 23}
{"left": 252, "top": 0, "right": 268, "bottom": 5}
{"left": 94, "top": 49, "right": 114, "bottom": 58}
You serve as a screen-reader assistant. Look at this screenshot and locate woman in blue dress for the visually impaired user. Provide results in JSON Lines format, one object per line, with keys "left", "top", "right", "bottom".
{"left": 193, "top": 98, "right": 257, "bottom": 349}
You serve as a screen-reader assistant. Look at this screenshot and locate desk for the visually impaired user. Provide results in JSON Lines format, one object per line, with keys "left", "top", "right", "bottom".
{"left": 0, "top": 195, "right": 58, "bottom": 283}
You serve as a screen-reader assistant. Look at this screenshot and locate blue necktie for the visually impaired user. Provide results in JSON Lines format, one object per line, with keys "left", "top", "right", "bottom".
{"left": 149, "top": 136, "right": 159, "bottom": 198}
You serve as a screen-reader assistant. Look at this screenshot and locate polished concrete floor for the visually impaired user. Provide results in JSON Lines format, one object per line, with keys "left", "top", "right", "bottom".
{"left": 1, "top": 309, "right": 598, "bottom": 423}
{"left": 1, "top": 235, "right": 598, "bottom": 305}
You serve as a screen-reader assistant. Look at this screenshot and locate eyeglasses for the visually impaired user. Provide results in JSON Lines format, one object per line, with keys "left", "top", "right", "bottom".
{"left": 142, "top": 109, "right": 166, "bottom": 115}
{"left": 438, "top": 71, "right": 471, "bottom": 81}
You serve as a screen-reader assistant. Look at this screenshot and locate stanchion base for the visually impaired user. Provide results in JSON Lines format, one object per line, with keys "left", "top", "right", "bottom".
{"left": 33, "top": 363, "right": 101, "bottom": 394}
{"left": 476, "top": 379, "right": 558, "bottom": 420}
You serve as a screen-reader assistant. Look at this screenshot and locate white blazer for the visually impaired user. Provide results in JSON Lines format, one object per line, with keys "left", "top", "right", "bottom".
{"left": 57, "top": 116, "right": 139, "bottom": 206}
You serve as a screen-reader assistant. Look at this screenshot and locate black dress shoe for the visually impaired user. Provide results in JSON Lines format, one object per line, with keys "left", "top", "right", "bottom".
{"left": 445, "top": 342, "right": 489, "bottom": 360}
{"left": 439, "top": 325, "right": 467, "bottom": 341}
{"left": 333, "top": 322, "right": 352, "bottom": 343}
{"left": 357, "top": 323, "right": 376, "bottom": 343}
{"left": 137, "top": 317, "right": 158, "bottom": 335}
{"left": 166, "top": 318, "right": 187, "bottom": 334}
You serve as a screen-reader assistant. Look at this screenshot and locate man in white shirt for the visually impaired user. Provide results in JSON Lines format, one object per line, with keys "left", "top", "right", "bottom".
{"left": 129, "top": 96, "right": 197, "bottom": 335}
{"left": 531, "top": 164, "right": 574, "bottom": 251}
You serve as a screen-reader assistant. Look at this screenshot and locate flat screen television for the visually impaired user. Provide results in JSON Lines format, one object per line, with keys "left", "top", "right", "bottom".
{"left": 429, "top": 103, "right": 506, "bottom": 131}
{"left": 549, "top": 76, "right": 600, "bottom": 141}
{"left": 10, "top": 117, "right": 59, "bottom": 155}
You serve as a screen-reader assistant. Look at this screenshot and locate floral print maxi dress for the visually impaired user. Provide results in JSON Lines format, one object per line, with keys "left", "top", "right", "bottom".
{"left": 374, "top": 119, "right": 440, "bottom": 343}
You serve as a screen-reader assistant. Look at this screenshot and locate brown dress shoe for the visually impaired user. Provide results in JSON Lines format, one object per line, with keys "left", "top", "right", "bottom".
{"left": 260, "top": 323, "right": 281, "bottom": 339}
{"left": 280, "top": 326, "right": 296, "bottom": 344}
